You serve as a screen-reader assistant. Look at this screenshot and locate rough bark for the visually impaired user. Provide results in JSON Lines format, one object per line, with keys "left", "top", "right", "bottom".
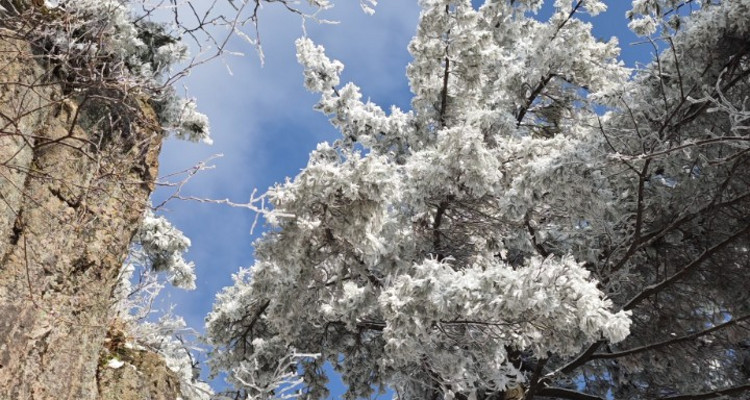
{"left": 0, "top": 29, "right": 171, "bottom": 400}
{"left": 97, "top": 324, "right": 182, "bottom": 400}
{"left": 97, "top": 351, "right": 182, "bottom": 400}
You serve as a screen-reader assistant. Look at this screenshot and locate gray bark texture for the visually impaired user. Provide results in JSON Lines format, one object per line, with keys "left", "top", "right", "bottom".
{"left": 0, "top": 27, "right": 179, "bottom": 399}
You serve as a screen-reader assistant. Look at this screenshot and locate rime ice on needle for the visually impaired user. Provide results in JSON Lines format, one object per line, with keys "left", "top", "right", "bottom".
{"left": 207, "top": 1, "right": 635, "bottom": 398}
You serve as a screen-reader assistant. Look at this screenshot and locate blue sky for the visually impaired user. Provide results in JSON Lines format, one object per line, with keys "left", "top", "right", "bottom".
{"left": 150, "top": 0, "right": 652, "bottom": 396}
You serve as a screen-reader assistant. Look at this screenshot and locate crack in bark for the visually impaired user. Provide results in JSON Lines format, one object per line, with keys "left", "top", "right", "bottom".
{"left": 49, "top": 187, "right": 80, "bottom": 210}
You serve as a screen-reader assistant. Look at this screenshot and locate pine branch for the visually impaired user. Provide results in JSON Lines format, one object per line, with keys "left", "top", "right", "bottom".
{"left": 525, "top": 213, "right": 550, "bottom": 258}
{"left": 516, "top": 0, "right": 583, "bottom": 126}
{"left": 523, "top": 357, "right": 548, "bottom": 400}
{"left": 550, "top": 214, "right": 749, "bottom": 380}
{"left": 609, "top": 160, "right": 651, "bottom": 274}
{"left": 590, "top": 313, "right": 750, "bottom": 360}
{"left": 658, "top": 383, "right": 750, "bottom": 400}
{"left": 438, "top": 4, "right": 450, "bottom": 128}
{"left": 554, "top": 340, "right": 603, "bottom": 375}
{"left": 536, "top": 387, "right": 604, "bottom": 400}
{"left": 516, "top": 74, "right": 552, "bottom": 126}
{"left": 622, "top": 223, "right": 750, "bottom": 312}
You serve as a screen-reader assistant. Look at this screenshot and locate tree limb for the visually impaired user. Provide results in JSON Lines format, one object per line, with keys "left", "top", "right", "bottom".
{"left": 438, "top": 4, "right": 450, "bottom": 128}
{"left": 553, "top": 340, "right": 603, "bottom": 375}
{"left": 622, "top": 222, "right": 750, "bottom": 312}
{"left": 523, "top": 357, "right": 548, "bottom": 400}
{"left": 590, "top": 313, "right": 750, "bottom": 360}
{"left": 536, "top": 387, "right": 604, "bottom": 400}
{"left": 658, "top": 383, "right": 750, "bottom": 400}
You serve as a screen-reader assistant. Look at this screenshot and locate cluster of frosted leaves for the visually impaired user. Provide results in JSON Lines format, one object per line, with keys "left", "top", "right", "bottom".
{"left": 377, "top": 256, "right": 630, "bottom": 377}
{"left": 39, "top": 0, "right": 211, "bottom": 143}
{"left": 114, "top": 213, "right": 211, "bottom": 400}
{"left": 128, "top": 314, "right": 213, "bottom": 400}
{"left": 207, "top": 1, "right": 635, "bottom": 399}
{"left": 628, "top": 0, "right": 750, "bottom": 36}
{"left": 627, "top": 0, "right": 706, "bottom": 35}
{"left": 111, "top": 294, "right": 213, "bottom": 399}
{"left": 132, "top": 210, "right": 197, "bottom": 290}
{"left": 156, "top": 94, "right": 213, "bottom": 145}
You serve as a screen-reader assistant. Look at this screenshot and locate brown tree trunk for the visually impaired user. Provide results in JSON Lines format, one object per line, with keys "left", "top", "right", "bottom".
{"left": 0, "top": 29, "right": 165, "bottom": 399}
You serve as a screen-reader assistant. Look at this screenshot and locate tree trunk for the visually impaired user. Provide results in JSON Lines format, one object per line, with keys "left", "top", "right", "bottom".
{"left": 0, "top": 29, "right": 165, "bottom": 399}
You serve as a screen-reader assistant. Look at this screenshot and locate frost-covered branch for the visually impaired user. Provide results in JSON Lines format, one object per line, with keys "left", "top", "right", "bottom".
{"left": 590, "top": 313, "right": 750, "bottom": 360}
{"left": 621, "top": 222, "right": 750, "bottom": 312}
{"left": 657, "top": 383, "right": 750, "bottom": 400}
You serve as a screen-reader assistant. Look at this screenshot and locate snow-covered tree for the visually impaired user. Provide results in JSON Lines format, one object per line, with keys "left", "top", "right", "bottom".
{"left": 206, "top": 1, "right": 750, "bottom": 399}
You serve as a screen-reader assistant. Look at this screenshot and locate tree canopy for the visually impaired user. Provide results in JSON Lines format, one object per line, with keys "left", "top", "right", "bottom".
{"left": 204, "top": 1, "right": 750, "bottom": 399}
